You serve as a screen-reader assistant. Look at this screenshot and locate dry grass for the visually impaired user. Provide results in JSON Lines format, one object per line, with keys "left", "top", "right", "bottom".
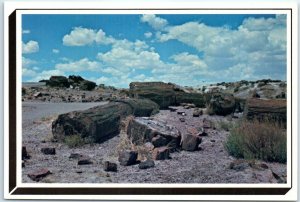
{"left": 225, "top": 119, "right": 286, "bottom": 163}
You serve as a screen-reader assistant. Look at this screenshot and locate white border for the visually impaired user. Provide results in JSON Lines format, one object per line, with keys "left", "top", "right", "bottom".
{"left": 4, "top": 1, "right": 298, "bottom": 201}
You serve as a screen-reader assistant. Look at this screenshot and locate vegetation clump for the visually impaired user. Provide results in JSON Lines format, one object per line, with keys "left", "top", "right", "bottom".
{"left": 225, "top": 119, "right": 286, "bottom": 163}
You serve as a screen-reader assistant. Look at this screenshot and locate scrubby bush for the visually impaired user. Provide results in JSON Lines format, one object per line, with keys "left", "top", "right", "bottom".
{"left": 225, "top": 119, "right": 286, "bottom": 163}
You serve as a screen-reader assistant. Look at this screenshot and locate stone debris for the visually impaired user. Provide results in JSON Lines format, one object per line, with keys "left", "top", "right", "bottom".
{"left": 118, "top": 150, "right": 138, "bottom": 166}
{"left": 28, "top": 168, "right": 51, "bottom": 182}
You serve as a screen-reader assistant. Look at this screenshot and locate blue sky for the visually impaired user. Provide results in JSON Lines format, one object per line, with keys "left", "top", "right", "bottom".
{"left": 22, "top": 14, "right": 287, "bottom": 88}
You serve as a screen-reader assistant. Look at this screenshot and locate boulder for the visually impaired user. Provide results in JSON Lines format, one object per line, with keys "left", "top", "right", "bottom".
{"left": 245, "top": 98, "right": 286, "bottom": 126}
{"left": 207, "top": 93, "right": 236, "bottom": 116}
{"left": 139, "top": 160, "right": 155, "bottom": 169}
{"left": 52, "top": 99, "right": 159, "bottom": 143}
{"left": 129, "top": 82, "right": 205, "bottom": 109}
{"left": 104, "top": 161, "right": 118, "bottom": 172}
{"left": 181, "top": 134, "right": 202, "bottom": 151}
{"left": 41, "top": 148, "right": 56, "bottom": 155}
{"left": 152, "top": 147, "right": 170, "bottom": 160}
{"left": 127, "top": 117, "right": 181, "bottom": 150}
{"left": 28, "top": 168, "right": 51, "bottom": 182}
{"left": 118, "top": 150, "right": 138, "bottom": 166}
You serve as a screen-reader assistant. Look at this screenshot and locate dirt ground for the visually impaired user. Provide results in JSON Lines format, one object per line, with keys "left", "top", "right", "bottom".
{"left": 22, "top": 102, "right": 287, "bottom": 184}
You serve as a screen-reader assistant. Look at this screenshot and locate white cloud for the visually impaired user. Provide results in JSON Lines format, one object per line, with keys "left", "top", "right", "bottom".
{"left": 29, "top": 69, "right": 65, "bottom": 82}
{"left": 22, "top": 57, "right": 37, "bottom": 68}
{"left": 22, "top": 68, "right": 37, "bottom": 77}
{"left": 63, "top": 27, "right": 114, "bottom": 46}
{"left": 140, "top": 14, "right": 168, "bottom": 30}
{"left": 22, "top": 29, "right": 30, "bottom": 34}
{"left": 55, "top": 58, "right": 101, "bottom": 72}
{"left": 22, "top": 40, "right": 39, "bottom": 54}
{"left": 144, "top": 32, "right": 153, "bottom": 38}
{"left": 52, "top": 49, "right": 59, "bottom": 54}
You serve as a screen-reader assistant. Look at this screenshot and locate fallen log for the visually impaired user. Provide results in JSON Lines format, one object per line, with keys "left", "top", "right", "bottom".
{"left": 245, "top": 98, "right": 286, "bottom": 126}
{"left": 52, "top": 99, "right": 159, "bottom": 143}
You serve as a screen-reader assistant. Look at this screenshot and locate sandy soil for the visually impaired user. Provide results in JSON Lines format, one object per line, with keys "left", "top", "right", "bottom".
{"left": 22, "top": 102, "right": 287, "bottom": 184}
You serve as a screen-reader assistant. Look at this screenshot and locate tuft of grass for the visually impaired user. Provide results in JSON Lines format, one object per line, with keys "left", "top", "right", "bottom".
{"left": 64, "top": 135, "right": 92, "bottom": 148}
{"left": 225, "top": 119, "right": 286, "bottom": 163}
{"left": 217, "top": 120, "right": 235, "bottom": 132}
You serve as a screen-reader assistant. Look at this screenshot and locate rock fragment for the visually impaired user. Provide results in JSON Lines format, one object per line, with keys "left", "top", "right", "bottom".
{"left": 152, "top": 147, "right": 170, "bottom": 160}
{"left": 104, "top": 161, "right": 118, "bottom": 172}
{"left": 139, "top": 160, "right": 155, "bottom": 169}
{"left": 118, "top": 150, "right": 138, "bottom": 166}
{"left": 28, "top": 168, "right": 51, "bottom": 182}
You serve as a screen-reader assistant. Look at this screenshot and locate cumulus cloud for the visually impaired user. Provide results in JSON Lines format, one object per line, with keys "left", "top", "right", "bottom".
{"left": 22, "top": 57, "right": 37, "bottom": 68}
{"left": 29, "top": 69, "right": 65, "bottom": 82}
{"left": 144, "top": 32, "right": 153, "bottom": 38}
{"left": 22, "top": 40, "right": 39, "bottom": 54}
{"left": 22, "top": 68, "right": 37, "bottom": 77}
{"left": 52, "top": 49, "right": 59, "bottom": 54}
{"left": 63, "top": 27, "right": 114, "bottom": 46}
{"left": 55, "top": 58, "right": 101, "bottom": 72}
{"left": 22, "top": 29, "right": 30, "bottom": 34}
{"left": 140, "top": 14, "right": 168, "bottom": 30}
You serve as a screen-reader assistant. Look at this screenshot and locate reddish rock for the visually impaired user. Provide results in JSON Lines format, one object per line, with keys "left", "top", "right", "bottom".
{"left": 118, "top": 150, "right": 138, "bottom": 166}
{"left": 104, "top": 161, "right": 117, "bottom": 172}
{"left": 152, "top": 147, "right": 170, "bottom": 160}
{"left": 181, "top": 134, "right": 202, "bottom": 151}
{"left": 28, "top": 168, "right": 51, "bottom": 182}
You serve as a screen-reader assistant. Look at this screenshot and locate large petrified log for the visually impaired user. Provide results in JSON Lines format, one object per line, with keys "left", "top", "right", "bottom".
{"left": 129, "top": 82, "right": 205, "bottom": 109}
{"left": 207, "top": 93, "right": 236, "bottom": 116}
{"left": 245, "top": 98, "right": 286, "bottom": 126}
{"left": 52, "top": 99, "right": 159, "bottom": 143}
{"left": 127, "top": 117, "right": 181, "bottom": 151}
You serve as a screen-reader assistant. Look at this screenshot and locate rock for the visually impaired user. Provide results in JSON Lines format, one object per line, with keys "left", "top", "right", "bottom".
{"left": 79, "top": 80, "right": 97, "bottom": 91}
{"left": 187, "top": 127, "right": 198, "bottom": 135}
{"left": 193, "top": 109, "right": 203, "bottom": 117}
{"left": 181, "top": 134, "right": 202, "bottom": 151}
{"left": 41, "top": 148, "right": 56, "bottom": 155}
{"left": 151, "top": 135, "right": 167, "bottom": 148}
{"left": 118, "top": 150, "right": 138, "bottom": 166}
{"left": 28, "top": 168, "right": 51, "bottom": 182}
{"left": 152, "top": 147, "right": 170, "bottom": 160}
{"left": 22, "top": 146, "right": 30, "bottom": 160}
{"left": 144, "top": 142, "right": 155, "bottom": 151}
{"left": 139, "top": 160, "right": 155, "bottom": 169}
{"left": 177, "top": 111, "right": 186, "bottom": 116}
{"left": 127, "top": 117, "right": 181, "bottom": 150}
{"left": 207, "top": 93, "right": 236, "bottom": 116}
{"left": 52, "top": 99, "right": 159, "bottom": 143}
{"left": 78, "top": 157, "right": 93, "bottom": 165}
{"left": 245, "top": 98, "right": 286, "bottom": 127}
{"left": 179, "top": 118, "right": 185, "bottom": 122}
{"left": 104, "top": 161, "right": 118, "bottom": 172}
{"left": 46, "top": 76, "right": 70, "bottom": 88}
{"left": 259, "top": 163, "right": 269, "bottom": 169}
{"left": 69, "top": 153, "right": 83, "bottom": 159}
{"left": 229, "top": 159, "right": 250, "bottom": 171}
{"left": 168, "top": 107, "right": 177, "bottom": 112}
{"left": 129, "top": 82, "right": 205, "bottom": 109}
{"left": 33, "top": 92, "right": 42, "bottom": 97}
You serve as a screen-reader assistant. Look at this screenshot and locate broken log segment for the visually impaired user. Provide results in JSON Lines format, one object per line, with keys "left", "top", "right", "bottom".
{"left": 52, "top": 99, "right": 159, "bottom": 143}
{"left": 127, "top": 117, "right": 181, "bottom": 151}
{"left": 245, "top": 98, "right": 286, "bottom": 126}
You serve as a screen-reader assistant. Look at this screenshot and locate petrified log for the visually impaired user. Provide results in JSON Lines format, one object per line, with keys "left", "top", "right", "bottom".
{"left": 245, "top": 98, "right": 286, "bottom": 126}
{"left": 129, "top": 82, "right": 205, "bottom": 109}
{"left": 127, "top": 117, "right": 181, "bottom": 151}
{"left": 52, "top": 99, "right": 159, "bottom": 143}
{"left": 207, "top": 93, "right": 236, "bottom": 116}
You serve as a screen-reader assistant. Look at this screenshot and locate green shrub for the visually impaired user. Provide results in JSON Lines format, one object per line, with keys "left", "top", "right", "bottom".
{"left": 225, "top": 119, "right": 286, "bottom": 163}
{"left": 64, "top": 135, "right": 91, "bottom": 148}
{"left": 217, "top": 121, "right": 235, "bottom": 131}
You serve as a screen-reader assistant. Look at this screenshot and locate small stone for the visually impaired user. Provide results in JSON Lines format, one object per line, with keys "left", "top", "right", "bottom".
{"left": 22, "top": 146, "right": 30, "bottom": 160}
{"left": 41, "top": 148, "right": 56, "bottom": 155}
{"left": 104, "top": 161, "right": 117, "bottom": 172}
{"left": 118, "top": 150, "right": 138, "bottom": 166}
{"left": 78, "top": 157, "right": 93, "bottom": 165}
{"left": 139, "top": 160, "right": 155, "bottom": 169}
{"left": 151, "top": 135, "right": 167, "bottom": 147}
{"left": 179, "top": 118, "right": 185, "bottom": 122}
{"left": 22, "top": 160, "right": 25, "bottom": 168}
{"left": 177, "top": 111, "right": 185, "bottom": 115}
{"left": 210, "top": 139, "right": 216, "bottom": 143}
{"left": 69, "top": 153, "right": 83, "bottom": 159}
{"left": 152, "top": 147, "right": 170, "bottom": 160}
{"left": 260, "top": 163, "right": 269, "bottom": 169}
{"left": 229, "top": 159, "right": 250, "bottom": 171}
{"left": 33, "top": 92, "right": 42, "bottom": 97}
{"left": 28, "top": 168, "right": 51, "bottom": 182}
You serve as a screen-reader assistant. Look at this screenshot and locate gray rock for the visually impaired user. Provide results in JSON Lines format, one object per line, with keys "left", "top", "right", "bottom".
{"left": 41, "top": 147, "right": 56, "bottom": 155}
{"left": 104, "top": 161, "right": 117, "bottom": 172}
{"left": 118, "top": 150, "right": 138, "bottom": 166}
{"left": 139, "top": 160, "right": 155, "bottom": 169}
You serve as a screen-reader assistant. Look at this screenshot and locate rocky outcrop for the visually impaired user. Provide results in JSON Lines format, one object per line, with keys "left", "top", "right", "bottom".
{"left": 129, "top": 82, "right": 205, "bottom": 109}
{"left": 52, "top": 99, "right": 159, "bottom": 143}
{"left": 245, "top": 98, "right": 286, "bottom": 126}
{"left": 127, "top": 117, "right": 181, "bottom": 151}
{"left": 45, "top": 75, "right": 96, "bottom": 91}
{"left": 207, "top": 93, "right": 236, "bottom": 116}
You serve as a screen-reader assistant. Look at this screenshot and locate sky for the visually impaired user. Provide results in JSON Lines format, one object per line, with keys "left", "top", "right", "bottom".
{"left": 22, "top": 14, "right": 287, "bottom": 88}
